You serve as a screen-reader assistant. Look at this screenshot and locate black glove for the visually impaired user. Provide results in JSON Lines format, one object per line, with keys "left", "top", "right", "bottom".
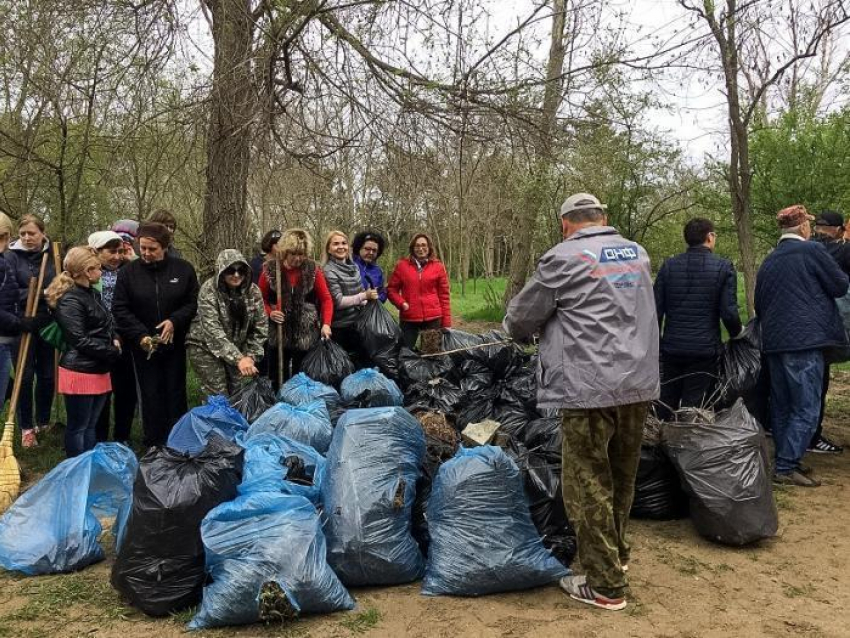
{"left": 18, "top": 317, "right": 36, "bottom": 333}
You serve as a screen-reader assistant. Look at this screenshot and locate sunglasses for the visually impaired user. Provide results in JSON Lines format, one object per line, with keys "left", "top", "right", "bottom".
{"left": 223, "top": 266, "right": 248, "bottom": 277}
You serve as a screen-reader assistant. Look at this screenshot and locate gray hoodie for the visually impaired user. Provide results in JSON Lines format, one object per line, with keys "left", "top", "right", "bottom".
{"left": 504, "top": 226, "right": 660, "bottom": 410}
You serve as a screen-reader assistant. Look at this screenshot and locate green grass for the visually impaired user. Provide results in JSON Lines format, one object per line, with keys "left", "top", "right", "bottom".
{"left": 338, "top": 607, "right": 382, "bottom": 633}
{"left": 451, "top": 276, "right": 506, "bottom": 323}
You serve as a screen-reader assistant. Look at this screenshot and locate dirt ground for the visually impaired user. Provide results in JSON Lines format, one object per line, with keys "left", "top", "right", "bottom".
{"left": 2, "top": 376, "right": 850, "bottom": 638}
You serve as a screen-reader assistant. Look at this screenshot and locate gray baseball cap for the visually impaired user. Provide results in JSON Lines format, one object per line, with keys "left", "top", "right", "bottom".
{"left": 560, "top": 193, "right": 607, "bottom": 217}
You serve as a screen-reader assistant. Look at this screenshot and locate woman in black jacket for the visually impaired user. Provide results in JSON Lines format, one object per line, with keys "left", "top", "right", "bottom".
{"left": 112, "top": 222, "right": 199, "bottom": 446}
{"left": 45, "top": 247, "right": 120, "bottom": 457}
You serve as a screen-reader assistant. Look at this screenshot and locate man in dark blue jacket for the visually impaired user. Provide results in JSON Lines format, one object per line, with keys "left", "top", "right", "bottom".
{"left": 654, "top": 218, "right": 742, "bottom": 419}
{"left": 755, "top": 205, "right": 849, "bottom": 487}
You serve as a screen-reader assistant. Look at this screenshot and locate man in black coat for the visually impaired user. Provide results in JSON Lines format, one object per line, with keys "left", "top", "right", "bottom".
{"left": 654, "top": 218, "right": 742, "bottom": 419}
{"left": 113, "top": 222, "right": 199, "bottom": 446}
{"left": 808, "top": 210, "right": 848, "bottom": 454}
{"left": 756, "top": 205, "right": 848, "bottom": 487}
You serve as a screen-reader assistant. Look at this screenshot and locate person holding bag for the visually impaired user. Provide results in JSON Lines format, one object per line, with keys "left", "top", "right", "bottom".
{"left": 45, "top": 247, "right": 120, "bottom": 457}
{"left": 187, "top": 249, "right": 268, "bottom": 396}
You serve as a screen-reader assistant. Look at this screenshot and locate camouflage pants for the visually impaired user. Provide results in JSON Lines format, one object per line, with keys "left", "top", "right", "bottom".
{"left": 560, "top": 402, "right": 648, "bottom": 599}
{"left": 188, "top": 346, "right": 240, "bottom": 398}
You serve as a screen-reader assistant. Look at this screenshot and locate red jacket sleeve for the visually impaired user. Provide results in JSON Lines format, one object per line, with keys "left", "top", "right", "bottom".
{"left": 387, "top": 261, "right": 407, "bottom": 310}
{"left": 437, "top": 263, "right": 452, "bottom": 327}
{"left": 258, "top": 269, "right": 273, "bottom": 316}
{"left": 314, "top": 268, "right": 334, "bottom": 326}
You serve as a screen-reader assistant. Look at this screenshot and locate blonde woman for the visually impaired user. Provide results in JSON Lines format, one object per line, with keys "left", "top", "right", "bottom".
{"left": 258, "top": 229, "right": 333, "bottom": 384}
{"left": 322, "top": 230, "right": 377, "bottom": 366}
{"left": 45, "top": 247, "right": 120, "bottom": 457}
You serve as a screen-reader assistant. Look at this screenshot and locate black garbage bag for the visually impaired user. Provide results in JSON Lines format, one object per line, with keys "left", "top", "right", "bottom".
{"left": 111, "top": 436, "right": 244, "bottom": 616}
{"left": 504, "top": 439, "right": 577, "bottom": 569}
{"left": 228, "top": 376, "right": 276, "bottom": 424}
{"left": 492, "top": 402, "right": 531, "bottom": 437}
{"left": 357, "top": 301, "right": 402, "bottom": 378}
{"left": 524, "top": 416, "right": 561, "bottom": 453}
{"left": 455, "top": 390, "right": 496, "bottom": 430}
{"left": 499, "top": 364, "right": 537, "bottom": 414}
{"left": 302, "top": 339, "right": 355, "bottom": 388}
{"left": 458, "top": 363, "right": 493, "bottom": 396}
{"left": 631, "top": 445, "right": 689, "bottom": 520}
{"left": 663, "top": 400, "right": 778, "bottom": 545}
{"left": 442, "top": 329, "right": 522, "bottom": 375}
{"left": 716, "top": 319, "right": 761, "bottom": 408}
{"left": 405, "top": 378, "right": 464, "bottom": 414}
{"left": 398, "top": 348, "right": 455, "bottom": 387}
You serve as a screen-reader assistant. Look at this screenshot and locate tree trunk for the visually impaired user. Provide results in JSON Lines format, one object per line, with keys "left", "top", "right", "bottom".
{"left": 503, "top": 0, "right": 567, "bottom": 306}
{"left": 203, "top": 0, "right": 255, "bottom": 274}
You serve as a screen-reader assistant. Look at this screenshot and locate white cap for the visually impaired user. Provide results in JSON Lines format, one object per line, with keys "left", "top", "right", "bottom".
{"left": 88, "top": 230, "right": 123, "bottom": 250}
{"left": 560, "top": 193, "right": 607, "bottom": 218}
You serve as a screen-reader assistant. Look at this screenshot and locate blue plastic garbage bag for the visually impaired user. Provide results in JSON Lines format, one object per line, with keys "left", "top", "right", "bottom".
{"left": 188, "top": 492, "right": 354, "bottom": 629}
{"left": 167, "top": 395, "right": 250, "bottom": 455}
{"left": 322, "top": 407, "right": 425, "bottom": 586}
{"left": 340, "top": 368, "right": 403, "bottom": 407}
{"left": 239, "top": 433, "right": 327, "bottom": 504}
{"left": 278, "top": 372, "right": 344, "bottom": 424}
{"left": 422, "top": 446, "right": 569, "bottom": 596}
{"left": 246, "top": 400, "right": 333, "bottom": 454}
{"left": 0, "top": 443, "right": 137, "bottom": 575}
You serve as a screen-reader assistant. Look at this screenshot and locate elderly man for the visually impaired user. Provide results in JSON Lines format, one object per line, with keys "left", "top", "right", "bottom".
{"left": 504, "top": 193, "right": 659, "bottom": 612}
{"left": 755, "top": 205, "right": 848, "bottom": 487}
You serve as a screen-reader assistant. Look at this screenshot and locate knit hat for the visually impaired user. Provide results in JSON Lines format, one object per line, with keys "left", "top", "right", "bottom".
{"left": 137, "top": 221, "right": 171, "bottom": 248}
{"left": 88, "top": 230, "right": 123, "bottom": 250}
{"left": 112, "top": 219, "right": 139, "bottom": 242}
{"left": 776, "top": 205, "right": 814, "bottom": 229}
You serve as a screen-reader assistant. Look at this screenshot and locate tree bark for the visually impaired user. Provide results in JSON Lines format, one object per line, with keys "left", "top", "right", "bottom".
{"left": 203, "top": 0, "right": 255, "bottom": 274}
{"left": 503, "top": 0, "right": 567, "bottom": 305}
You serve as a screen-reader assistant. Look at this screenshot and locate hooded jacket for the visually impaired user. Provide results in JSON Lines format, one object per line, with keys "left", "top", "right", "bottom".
{"left": 112, "top": 253, "right": 199, "bottom": 352}
{"left": 504, "top": 226, "right": 660, "bottom": 410}
{"left": 186, "top": 249, "right": 267, "bottom": 365}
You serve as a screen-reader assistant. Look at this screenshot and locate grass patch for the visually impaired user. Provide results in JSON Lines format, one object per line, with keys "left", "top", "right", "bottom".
{"left": 339, "top": 607, "right": 382, "bottom": 634}
{"left": 783, "top": 582, "right": 815, "bottom": 598}
{"left": 451, "top": 277, "right": 506, "bottom": 323}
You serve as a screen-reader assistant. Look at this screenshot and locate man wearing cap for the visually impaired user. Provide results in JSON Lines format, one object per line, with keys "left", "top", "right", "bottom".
{"left": 653, "top": 218, "right": 742, "bottom": 418}
{"left": 504, "top": 193, "right": 659, "bottom": 611}
{"left": 88, "top": 230, "right": 137, "bottom": 444}
{"left": 755, "top": 205, "right": 848, "bottom": 487}
{"left": 808, "top": 210, "right": 850, "bottom": 454}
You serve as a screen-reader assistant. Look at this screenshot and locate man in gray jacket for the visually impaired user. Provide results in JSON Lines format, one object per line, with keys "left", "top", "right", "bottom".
{"left": 504, "top": 193, "right": 659, "bottom": 612}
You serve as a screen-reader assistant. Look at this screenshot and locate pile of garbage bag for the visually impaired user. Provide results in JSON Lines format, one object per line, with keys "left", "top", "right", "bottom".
{"left": 422, "top": 446, "right": 568, "bottom": 596}
{"left": 246, "top": 400, "right": 333, "bottom": 454}
{"left": 239, "top": 433, "right": 326, "bottom": 505}
{"left": 279, "top": 372, "right": 341, "bottom": 416}
{"left": 188, "top": 492, "right": 354, "bottom": 630}
{"left": 111, "top": 436, "right": 244, "bottom": 616}
{"left": 357, "top": 300, "right": 401, "bottom": 378}
{"left": 302, "top": 339, "right": 355, "bottom": 388}
{"left": 663, "top": 399, "right": 778, "bottom": 545}
{"left": 0, "top": 444, "right": 137, "bottom": 575}
{"left": 167, "top": 395, "right": 249, "bottom": 455}
{"left": 631, "top": 445, "right": 689, "bottom": 520}
{"left": 322, "top": 407, "right": 425, "bottom": 586}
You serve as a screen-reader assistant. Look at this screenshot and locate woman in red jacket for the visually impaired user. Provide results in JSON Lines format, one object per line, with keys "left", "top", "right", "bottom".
{"left": 387, "top": 233, "right": 452, "bottom": 350}
{"left": 258, "top": 229, "right": 333, "bottom": 386}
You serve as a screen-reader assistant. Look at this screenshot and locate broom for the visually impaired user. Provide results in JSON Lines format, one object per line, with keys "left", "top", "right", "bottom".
{"left": 274, "top": 259, "right": 285, "bottom": 386}
{"left": 0, "top": 254, "right": 50, "bottom": 513}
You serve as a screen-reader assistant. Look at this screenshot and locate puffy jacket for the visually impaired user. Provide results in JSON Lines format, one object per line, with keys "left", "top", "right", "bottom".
{"left": 54, "top": 285, "right": 120, "bottom": 373}
{"left": 186, "top": 249, "right": 268, "bottom": 365}
{"left": 112, "top": 254, "right": 199, "bottom": 352}
{"left": 353, "top": 255, "right": 387, "bottom": 302}
{"left": 0, "top": 251, "right": 29, "bottom": 337}
{"left": 387, "top": 257, "right": 452, "bottom": 327}
{"left": 10, "top": 238, "right": 56, "bottom": 323}
{"left": 755, "top": 237, "right": 849, "bottom": 353}
{"left": 504, "top": 226, "right": 660, "bottom": 410}
{"left": 324, "top": 257, "right": 365, "bottom": 328}
{"left": 654, "top": 246, "right": 742, "bottom": 357}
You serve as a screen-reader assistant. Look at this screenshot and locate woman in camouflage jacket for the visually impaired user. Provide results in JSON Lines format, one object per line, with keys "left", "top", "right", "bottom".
{"left": 187, "top": 249, "right": 268, "bottom": 396}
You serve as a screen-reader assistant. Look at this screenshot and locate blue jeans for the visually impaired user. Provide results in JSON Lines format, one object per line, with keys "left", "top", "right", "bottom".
{"left": 64, "top": 393, "right": 108, "bottom": 457}
{"left": 0, "top": 342, "right": 12, "bottom": 413}
{"left": 767, "top": 351, "right": 824, "bottom": 474}
{"left": 13, "top": 335, "right": 55, "bottom": 430}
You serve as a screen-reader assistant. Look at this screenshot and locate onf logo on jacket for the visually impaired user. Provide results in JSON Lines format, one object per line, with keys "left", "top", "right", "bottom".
{"left": 590, "top": 244, "right": 642, "bottom": 288}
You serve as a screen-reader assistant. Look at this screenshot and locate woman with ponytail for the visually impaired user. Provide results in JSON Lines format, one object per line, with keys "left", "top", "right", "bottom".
{"left": 187, "top": 249, "right": 268, "bottom": 396}
{"left": 45, "top": 247, "right": 120, "bottom": 457}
